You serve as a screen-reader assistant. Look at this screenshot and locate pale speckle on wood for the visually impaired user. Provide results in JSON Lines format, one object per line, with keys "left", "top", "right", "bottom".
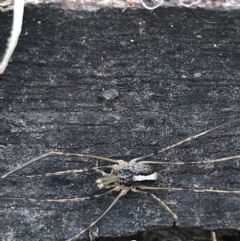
{"left": 0, "top": 0, "right": 240, "bottom": 10}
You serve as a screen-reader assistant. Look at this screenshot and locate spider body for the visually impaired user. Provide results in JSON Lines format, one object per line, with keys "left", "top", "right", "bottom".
{"left": 116, "top": 163, "right": 156, "bottom": 186}
{"left": 96, "top": 162, "right": 157, "bottom": 188}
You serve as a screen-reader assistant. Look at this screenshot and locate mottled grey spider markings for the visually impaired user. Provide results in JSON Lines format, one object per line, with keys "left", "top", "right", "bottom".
{"left": 1, "top": 119, "right": 240, "bottom": 241}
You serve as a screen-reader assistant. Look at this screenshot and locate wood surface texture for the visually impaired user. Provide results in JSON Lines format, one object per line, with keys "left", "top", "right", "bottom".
{"left": 1, "top": 0, "right": 240, "bottom": 10}
{"left": 0, "top": 5, "right": 240, "bottom": 241}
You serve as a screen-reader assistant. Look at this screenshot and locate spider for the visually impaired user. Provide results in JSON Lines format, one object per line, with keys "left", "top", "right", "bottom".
{"left": 2, "top": 119, "right": 240, "bottom": 241}
{"left": 0, "top": 0, "right": 24, "bottom": 74}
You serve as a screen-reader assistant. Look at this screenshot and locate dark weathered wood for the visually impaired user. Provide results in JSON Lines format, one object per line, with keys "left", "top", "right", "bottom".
{"left": 0, "top": 6, "right": 240, "bottom": 241}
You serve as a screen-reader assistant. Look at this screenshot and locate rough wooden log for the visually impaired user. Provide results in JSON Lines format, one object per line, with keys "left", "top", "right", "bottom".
{"left": 0, "top": 5, "right": 240, "bottom": 241}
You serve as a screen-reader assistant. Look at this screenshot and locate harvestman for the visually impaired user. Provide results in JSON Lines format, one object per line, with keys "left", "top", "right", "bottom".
{"left": 2, "top": 119, "right": 240, "bottom": 241}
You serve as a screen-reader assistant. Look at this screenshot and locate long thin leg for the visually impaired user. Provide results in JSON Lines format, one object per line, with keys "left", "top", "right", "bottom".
{"left": 151, "top": 193, "right": 178, "bottom": 221}
{"left": 136, "top": 155, "right": 240, "bottom": 166}
{"left": 0, "top": 196, "right": 88, "bottom": 203}
{"left": 1, "top": 151, "right": 124, "bottom": 178}
{"left": 192, "top": 233, "right": 222, "bottom": 241}
{"left": 67, "top": 187, "right": 130, "bottom": 241}
{"left": 211, "top": 231, "right": 217, "bottom": 241}
{"left": 8, "top": 165, "right": 114, "bottom": 178}
{"left": 0, "top": 186, "right": 119, "bottom": 203}
{"left": 130, "top": 118, "right": 240, "bottom": 164}
{"left": 137, "top": 185, "right": 240, "bottom": 194}
{"left": 131, "top": 187, "right": 178, "bottom": 220}
{"left": 0, "top": 0, "right": 24, "bottom": 74}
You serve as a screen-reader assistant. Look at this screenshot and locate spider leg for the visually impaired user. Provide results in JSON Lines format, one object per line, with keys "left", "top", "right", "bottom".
{"left": 0, "top": 196, "right": 88, "bottom": 203}
{"left": 140, "top": 0, "right": 164, "bottom": 10}
{"left": 136, "top": 155, "right": 240, "bottom": 166}
{"left": 12, "top": 165, "right": 114, "bottom": 178}
{"left": 0, "top": 186, "right": 120, "bottom": 203}
{"left": 2, "top": 151, "right": 124, "bottom": 178}
{"left": 130, "top": 118, "right": 240, "bottom": 164}
{"left": 131, "top": 187, "right": 147, "bottom": 194}
{"left": 0, "top": 0, "right": 24, "bottom": 74}
{"left": 151, "top": 193, "right": 178, "bottom": 221}
{"left": 192, "top": 189, "right": 240, "bottom": 194}
{"left": 211, "top": 231, "right": 217, "bottom": 241}
{"left": 131, "top": 187, "right": 178, "bottom": 221}
{"left": 45, "top": 186, "right": 121, "bottom": 202}
{"left": 96, "top": 177, "right": 119, "bottom": 189}
{"left": 137, "top": 185, "right": 240, "bottom": 194}
{"left": 67, "top": 187, "right": 130, "bottom": 241}
{"left": 131, "top": 187, "right": 178, "bottom": 220}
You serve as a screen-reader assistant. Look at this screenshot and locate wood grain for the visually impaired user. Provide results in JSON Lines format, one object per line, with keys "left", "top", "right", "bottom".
{"left": 0, "top": 6, "right": 240, "bottom": 241}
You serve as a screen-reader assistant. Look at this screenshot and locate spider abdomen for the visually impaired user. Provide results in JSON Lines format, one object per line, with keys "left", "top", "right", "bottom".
{"left": 118, "top": 164, "right": 157, "bottom": 186}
